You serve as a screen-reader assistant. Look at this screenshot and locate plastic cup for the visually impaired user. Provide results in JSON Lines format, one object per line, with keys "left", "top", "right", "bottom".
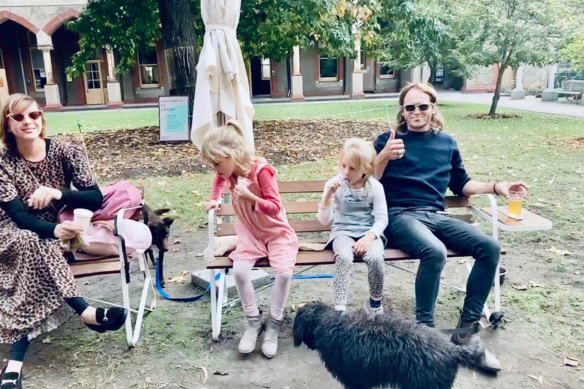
{"left": 507, "top": 189, "right": 526, "bottom": 219}
{"left": 73, "top": 208, "right": 93, "bottom": 231}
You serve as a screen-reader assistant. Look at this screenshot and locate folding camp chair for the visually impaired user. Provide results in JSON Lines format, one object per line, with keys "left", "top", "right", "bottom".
{"left": 68, "top": 205, "right": 156, "bottom": 347}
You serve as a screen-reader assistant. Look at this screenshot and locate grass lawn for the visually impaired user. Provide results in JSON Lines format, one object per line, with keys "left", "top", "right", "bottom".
{"left": 46, "top": 99, "right": 584, "bottom": 245}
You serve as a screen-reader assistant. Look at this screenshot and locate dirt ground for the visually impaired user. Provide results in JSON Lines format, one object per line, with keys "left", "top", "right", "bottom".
{"left": 2, "top": 122, "right": 583, "bottom": 388}
{"left": 2, "top": 225, "right": 582, "bottom": 389}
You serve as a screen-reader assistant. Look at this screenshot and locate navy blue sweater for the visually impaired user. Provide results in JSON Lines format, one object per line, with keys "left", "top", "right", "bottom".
{"left": 374, "top": 130, "right": 471, "bottom": 211}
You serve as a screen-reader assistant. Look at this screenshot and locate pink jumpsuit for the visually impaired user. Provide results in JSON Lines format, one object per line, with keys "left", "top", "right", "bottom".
{"left": 211, "top": 161, "right": 298, "bottom": 274}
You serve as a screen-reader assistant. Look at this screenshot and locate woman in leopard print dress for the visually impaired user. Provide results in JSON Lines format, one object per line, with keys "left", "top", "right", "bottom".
{"left": 0, "top": 94, "right": 127, "bottom": 389}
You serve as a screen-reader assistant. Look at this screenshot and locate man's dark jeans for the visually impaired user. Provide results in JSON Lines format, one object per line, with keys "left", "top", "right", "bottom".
{"left": 387, "top": 209, "right": 500, "bottom": 326}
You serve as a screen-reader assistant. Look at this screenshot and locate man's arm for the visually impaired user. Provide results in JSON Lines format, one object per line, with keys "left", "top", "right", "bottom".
{"left": 462, "top": 180, "right": 528, "bottom": 197}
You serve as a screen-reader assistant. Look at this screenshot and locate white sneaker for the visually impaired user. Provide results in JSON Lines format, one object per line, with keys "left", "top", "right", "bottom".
{"left": 363, "top": 300, "right": 384, "bottom": 318}
{"left": 479, "top": 347, "right": 502, "bottom": 373}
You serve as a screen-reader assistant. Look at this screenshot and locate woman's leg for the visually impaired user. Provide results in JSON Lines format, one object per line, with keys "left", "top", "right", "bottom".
{"left": 1, "top": 336, "right": 28, "bottom": 388}
{"left": 332, "top": 236, "right": 357, "bottom": 311}
{"left": 65, "top": 297, "right": 126, "bottom": 332}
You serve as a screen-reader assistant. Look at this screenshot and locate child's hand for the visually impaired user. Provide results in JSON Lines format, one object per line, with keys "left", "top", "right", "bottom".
{"left": 233, "top": 182, "right": 257, "bottom": 204}
{"left": 322, "top": 181, "right": 342, "bottom": 207}
{"left": 205, "top": 200, "right": 221, "bottom": 212}
{"left": 353, "top": 232, "right": 376, "bottom": 257}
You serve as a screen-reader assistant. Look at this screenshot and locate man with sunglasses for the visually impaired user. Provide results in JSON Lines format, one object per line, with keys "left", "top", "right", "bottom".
{"left": 374, "top": 83, "right": 528, "bottom": 374}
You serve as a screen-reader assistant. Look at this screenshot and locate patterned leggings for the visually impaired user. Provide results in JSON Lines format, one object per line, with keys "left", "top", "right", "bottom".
{"left": 332, "top": 235, "right": 385, "bottom": 309}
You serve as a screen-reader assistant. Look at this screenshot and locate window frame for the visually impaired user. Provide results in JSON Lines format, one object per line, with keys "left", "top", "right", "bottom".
{"left": 379, "top": 63, "right": 395, "bottom": 79}
{"left": 137, "top": 44, "right": 161, "bottom": 88}
{"left": 319, "top": 55, "right": 339, "bottom": 81}
{"left": 29, "top": 47, "right": 47, "bottom": 92}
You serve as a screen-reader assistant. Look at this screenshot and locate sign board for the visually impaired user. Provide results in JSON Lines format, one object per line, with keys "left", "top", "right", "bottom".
{"left": 159, "top": 96, "right": 190, "bottom": 141}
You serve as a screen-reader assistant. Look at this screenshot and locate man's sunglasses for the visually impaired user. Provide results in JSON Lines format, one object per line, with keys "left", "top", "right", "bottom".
{"left": 404, "top": 104, "right": 432, "bottom": 112}
{"left": 7, "top": 111, "right": 43, "bottom": 122}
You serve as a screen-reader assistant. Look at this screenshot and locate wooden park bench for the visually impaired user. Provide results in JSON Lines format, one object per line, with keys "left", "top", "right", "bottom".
{"left": 205, "top": 180, "right": 552, "bottom": 340}
{"left": 545, "top": 79, "right": 584, "bottom": 103}
{"left": 68, "top": 205, "right": 156, "bottom": 347}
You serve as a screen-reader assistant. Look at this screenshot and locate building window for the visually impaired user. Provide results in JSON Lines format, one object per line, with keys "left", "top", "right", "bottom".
{"left": 29, "top": 48, "right": 47, "bottom": 91}
{"left": 84, "top": 61, "right": 102, "bottom": 89}
{"left": 319, "top": 55, "right": 338, "bottom": 80}
{"left": 261, "top": 58, "right": 271, "bottom": 80}
{"left": 360, "top": 49, "right": 366, "bottom": 69}
{"left": 380, "top": 63, "right": 395, "bottom": 79}
{"left": 138, "top": 45, "right": 160, "bottom": 87}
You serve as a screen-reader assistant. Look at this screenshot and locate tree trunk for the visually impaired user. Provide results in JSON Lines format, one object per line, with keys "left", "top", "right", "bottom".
{"left": 158, "top": 0, "right": 198, "bottom": 122}
{"left": 429, "top": 65, "right": 437, "bottom": 85}
{"left": 489, "top": 63, "right": 507, "bottom": 115}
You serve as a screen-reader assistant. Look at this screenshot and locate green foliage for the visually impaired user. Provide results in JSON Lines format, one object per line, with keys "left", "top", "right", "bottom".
{"left": 238, "top": 0, "right": 380, "bottom": 60}
{"left": 558, "top": 1, "right": 584, "bottom": 70}
{"left": 67, "top": 0, "right": 162, "bottom": 77}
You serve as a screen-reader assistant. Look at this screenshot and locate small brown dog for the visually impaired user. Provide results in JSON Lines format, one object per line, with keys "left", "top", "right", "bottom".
{"left": 142, "top": 205, "right": 174, "bottom": 287}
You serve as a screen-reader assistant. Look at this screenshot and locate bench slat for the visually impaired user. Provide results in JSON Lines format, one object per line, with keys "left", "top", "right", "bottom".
{"left": 70, "top": 258, "right": 121, "bottom": 278}
{"left": 207, "top": 248, "right": 471, "bottom": 269}
{"left": 217, "top": 219, "right": 331, "bottom": 236}
{"left": 217, "top": 200, "right": 321, "bottom": 217}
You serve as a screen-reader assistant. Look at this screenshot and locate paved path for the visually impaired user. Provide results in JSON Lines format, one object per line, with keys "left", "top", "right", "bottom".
{"left": 437, "top": 91, "right": 584, "bottom": 119}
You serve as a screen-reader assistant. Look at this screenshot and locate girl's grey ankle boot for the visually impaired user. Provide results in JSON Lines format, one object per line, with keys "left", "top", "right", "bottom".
{"left": 261, "top": 316, "right": 282, "bottom": 358}
{"left": 238, "top": 314, "right": 263, "bottom": 354}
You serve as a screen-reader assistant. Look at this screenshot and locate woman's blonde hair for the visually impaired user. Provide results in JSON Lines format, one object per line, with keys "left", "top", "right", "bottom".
{"left": 396, "top": 82, "right": 444, "bottom": 133}
{"left": 340, "top": 138, "right": 377, "bottom": 179}
{"left": 201, "top": 119, "right": 260, "bottom": 176}
{"left": 1, "top": 93, "right": 47, "bottom": 152}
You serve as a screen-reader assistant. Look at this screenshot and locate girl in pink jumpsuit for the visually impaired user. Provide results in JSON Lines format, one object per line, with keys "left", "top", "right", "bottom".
{"left": 202, "top": 120, "right": 298, "bottom": 358}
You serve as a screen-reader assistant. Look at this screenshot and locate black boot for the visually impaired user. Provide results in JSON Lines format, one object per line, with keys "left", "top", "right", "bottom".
{"left": 451, "top": 318, "right": 502, "bottom": 373}
{"left": 0, "top": 365, "right": 22, "bottom": 389}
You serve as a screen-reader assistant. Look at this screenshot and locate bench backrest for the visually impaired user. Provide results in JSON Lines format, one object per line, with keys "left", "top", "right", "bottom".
{"left": 563, "top": 80, "right": 584, "bottom": 92}
{"left": 214, "top": 180, "right": 473, "bottom": 237}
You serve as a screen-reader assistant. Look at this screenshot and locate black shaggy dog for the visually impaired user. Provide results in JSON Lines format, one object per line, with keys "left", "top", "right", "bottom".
{"left": 293, "top": 302, "right": 485, "bottom": 389}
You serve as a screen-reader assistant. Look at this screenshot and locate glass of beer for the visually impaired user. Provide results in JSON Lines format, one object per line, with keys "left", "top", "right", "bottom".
{"left": 508, "top": 188, "right": 526, "bottom": 219}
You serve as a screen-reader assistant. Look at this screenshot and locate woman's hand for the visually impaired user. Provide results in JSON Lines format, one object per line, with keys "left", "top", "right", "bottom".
{"left": 353, "top": 232, "right": 376, "bottom": 257}
{"left": 28, "top": 186, "right": 62, "bottom": 209}
{"left": 54, "top": 220, "right": 84, "bottom": 240}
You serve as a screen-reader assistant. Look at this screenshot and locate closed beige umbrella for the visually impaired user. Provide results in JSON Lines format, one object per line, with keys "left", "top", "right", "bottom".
{"left": 191, "top": 0, "right": 254, "bottom": 149}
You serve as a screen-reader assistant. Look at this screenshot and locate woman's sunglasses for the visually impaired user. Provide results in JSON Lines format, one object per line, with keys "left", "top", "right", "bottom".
{"left": 404, "top": 104, "right": 432, "bottom": 112}
{"left": 7, "top": 111, "right": 43, "bottom": 122}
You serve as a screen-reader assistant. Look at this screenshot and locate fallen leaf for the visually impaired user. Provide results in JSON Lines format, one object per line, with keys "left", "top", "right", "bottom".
{"left": 213, "top": 371, "right": 229, "bottom": 376}
{"left": 41, "top": 337, "right": 52, "bottom": 344}
{"left": 528, "top": 374, "right": 544, "bottom": 384}
{"left": 548, "top": 246, "right": 570, "bottom": 256}
{"left": 529, "top": 281, "right": 545, "bottom": 288}
{"left": 195, "top": 365, "right": 209, "bottom": 383}
{"left": 512, "top": 283, "right": 528, "bottom": 291}
{"left": 574, "top": 271, "right": 581, "bottom": 275}
{"left": 563, "top": 356, "right": 580, "bottom": 367}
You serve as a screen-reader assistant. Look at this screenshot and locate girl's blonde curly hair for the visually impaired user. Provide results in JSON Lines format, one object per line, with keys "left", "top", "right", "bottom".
{"left": 201, "top": 119, "right": 262, "bottom": 176}
{"left": 340, "top": 138, "right": 377, "bottom": 180}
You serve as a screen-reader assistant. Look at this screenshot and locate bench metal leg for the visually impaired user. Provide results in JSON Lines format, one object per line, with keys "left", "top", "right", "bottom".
{"left": 119, "top": 252, "right": 155, "bottom": 347}
{"left": 210, "top": 269, "right": 226, "bottom": 341}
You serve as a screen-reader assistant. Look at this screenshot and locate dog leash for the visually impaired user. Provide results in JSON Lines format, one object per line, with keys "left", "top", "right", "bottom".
{"left": 155, "top": 259, "right": 220, "bottom": 302}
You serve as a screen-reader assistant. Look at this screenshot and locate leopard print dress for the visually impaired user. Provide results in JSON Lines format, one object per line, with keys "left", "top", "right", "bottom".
{"left": 0, "top": 139, "right": 96, "bottom": 344}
